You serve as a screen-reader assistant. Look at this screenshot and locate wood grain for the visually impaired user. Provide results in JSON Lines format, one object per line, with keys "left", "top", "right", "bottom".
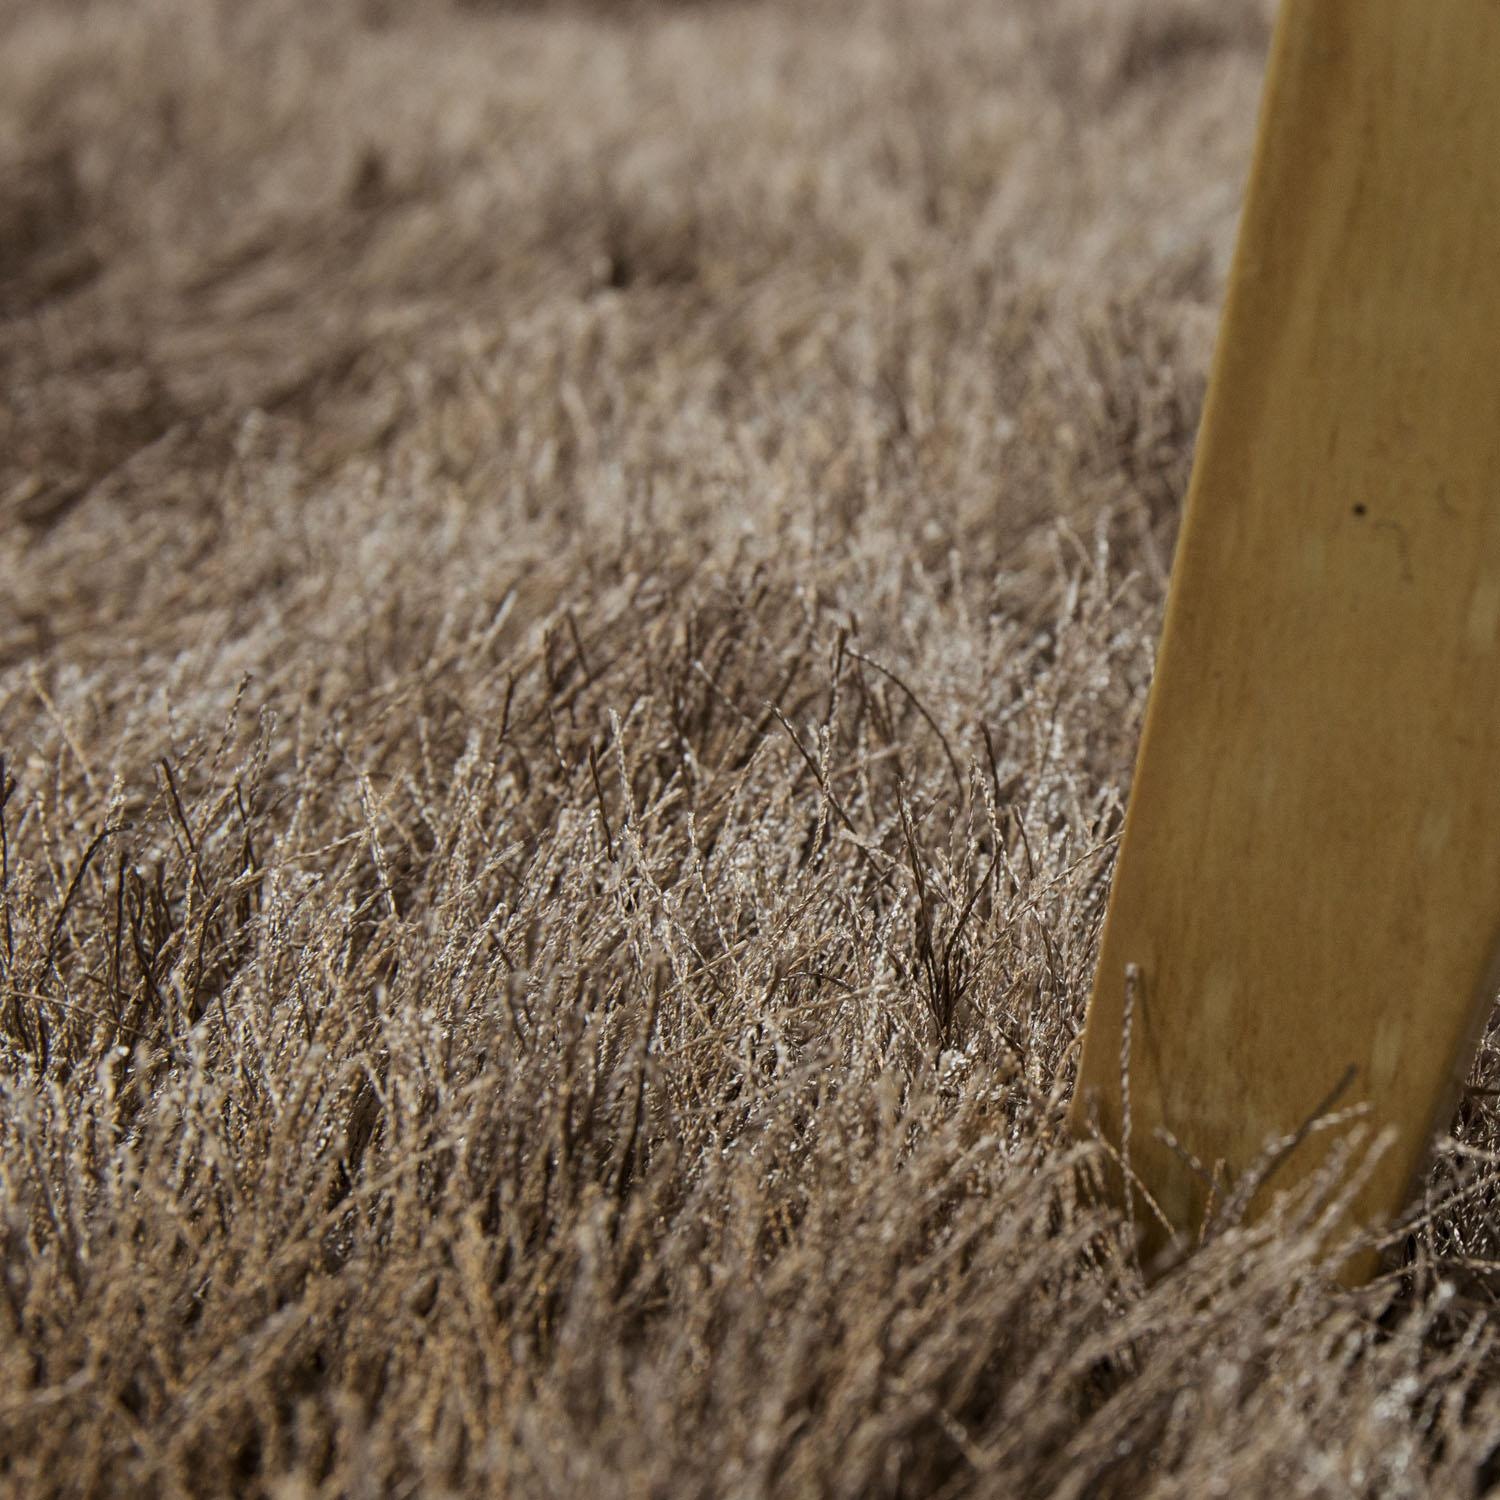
{"left": 1069, "top": 0, "right": 1500, "bottom": 1271}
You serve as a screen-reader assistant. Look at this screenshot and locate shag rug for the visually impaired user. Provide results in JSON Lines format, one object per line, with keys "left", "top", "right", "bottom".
{"left": 4, "top": 1, "right": 1498, "bottom": 1494}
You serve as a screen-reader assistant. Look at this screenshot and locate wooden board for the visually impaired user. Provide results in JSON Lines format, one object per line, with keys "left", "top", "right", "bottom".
{"left": 1069, "top": 0, "right": 1500, "bottom": 1273}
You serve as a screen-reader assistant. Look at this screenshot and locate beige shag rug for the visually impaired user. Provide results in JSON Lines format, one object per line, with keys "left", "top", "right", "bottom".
{"left": 4, "top": 1, "right": 1499, "bottom": 1494}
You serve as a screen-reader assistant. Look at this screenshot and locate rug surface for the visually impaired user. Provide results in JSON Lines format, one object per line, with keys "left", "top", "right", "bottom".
{"left": 3, "top": 2, "right": 1496, "bottom": 1495}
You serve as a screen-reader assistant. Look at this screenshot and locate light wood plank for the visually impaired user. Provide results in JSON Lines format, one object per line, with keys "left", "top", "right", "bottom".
{"left": 1069, "top": 0, "right": 1500, "bottom": 1272}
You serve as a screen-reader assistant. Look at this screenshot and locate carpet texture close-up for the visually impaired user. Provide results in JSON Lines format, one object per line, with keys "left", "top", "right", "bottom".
{"left": 5, "top": 1, "right": 1500, "bottom": 1495}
